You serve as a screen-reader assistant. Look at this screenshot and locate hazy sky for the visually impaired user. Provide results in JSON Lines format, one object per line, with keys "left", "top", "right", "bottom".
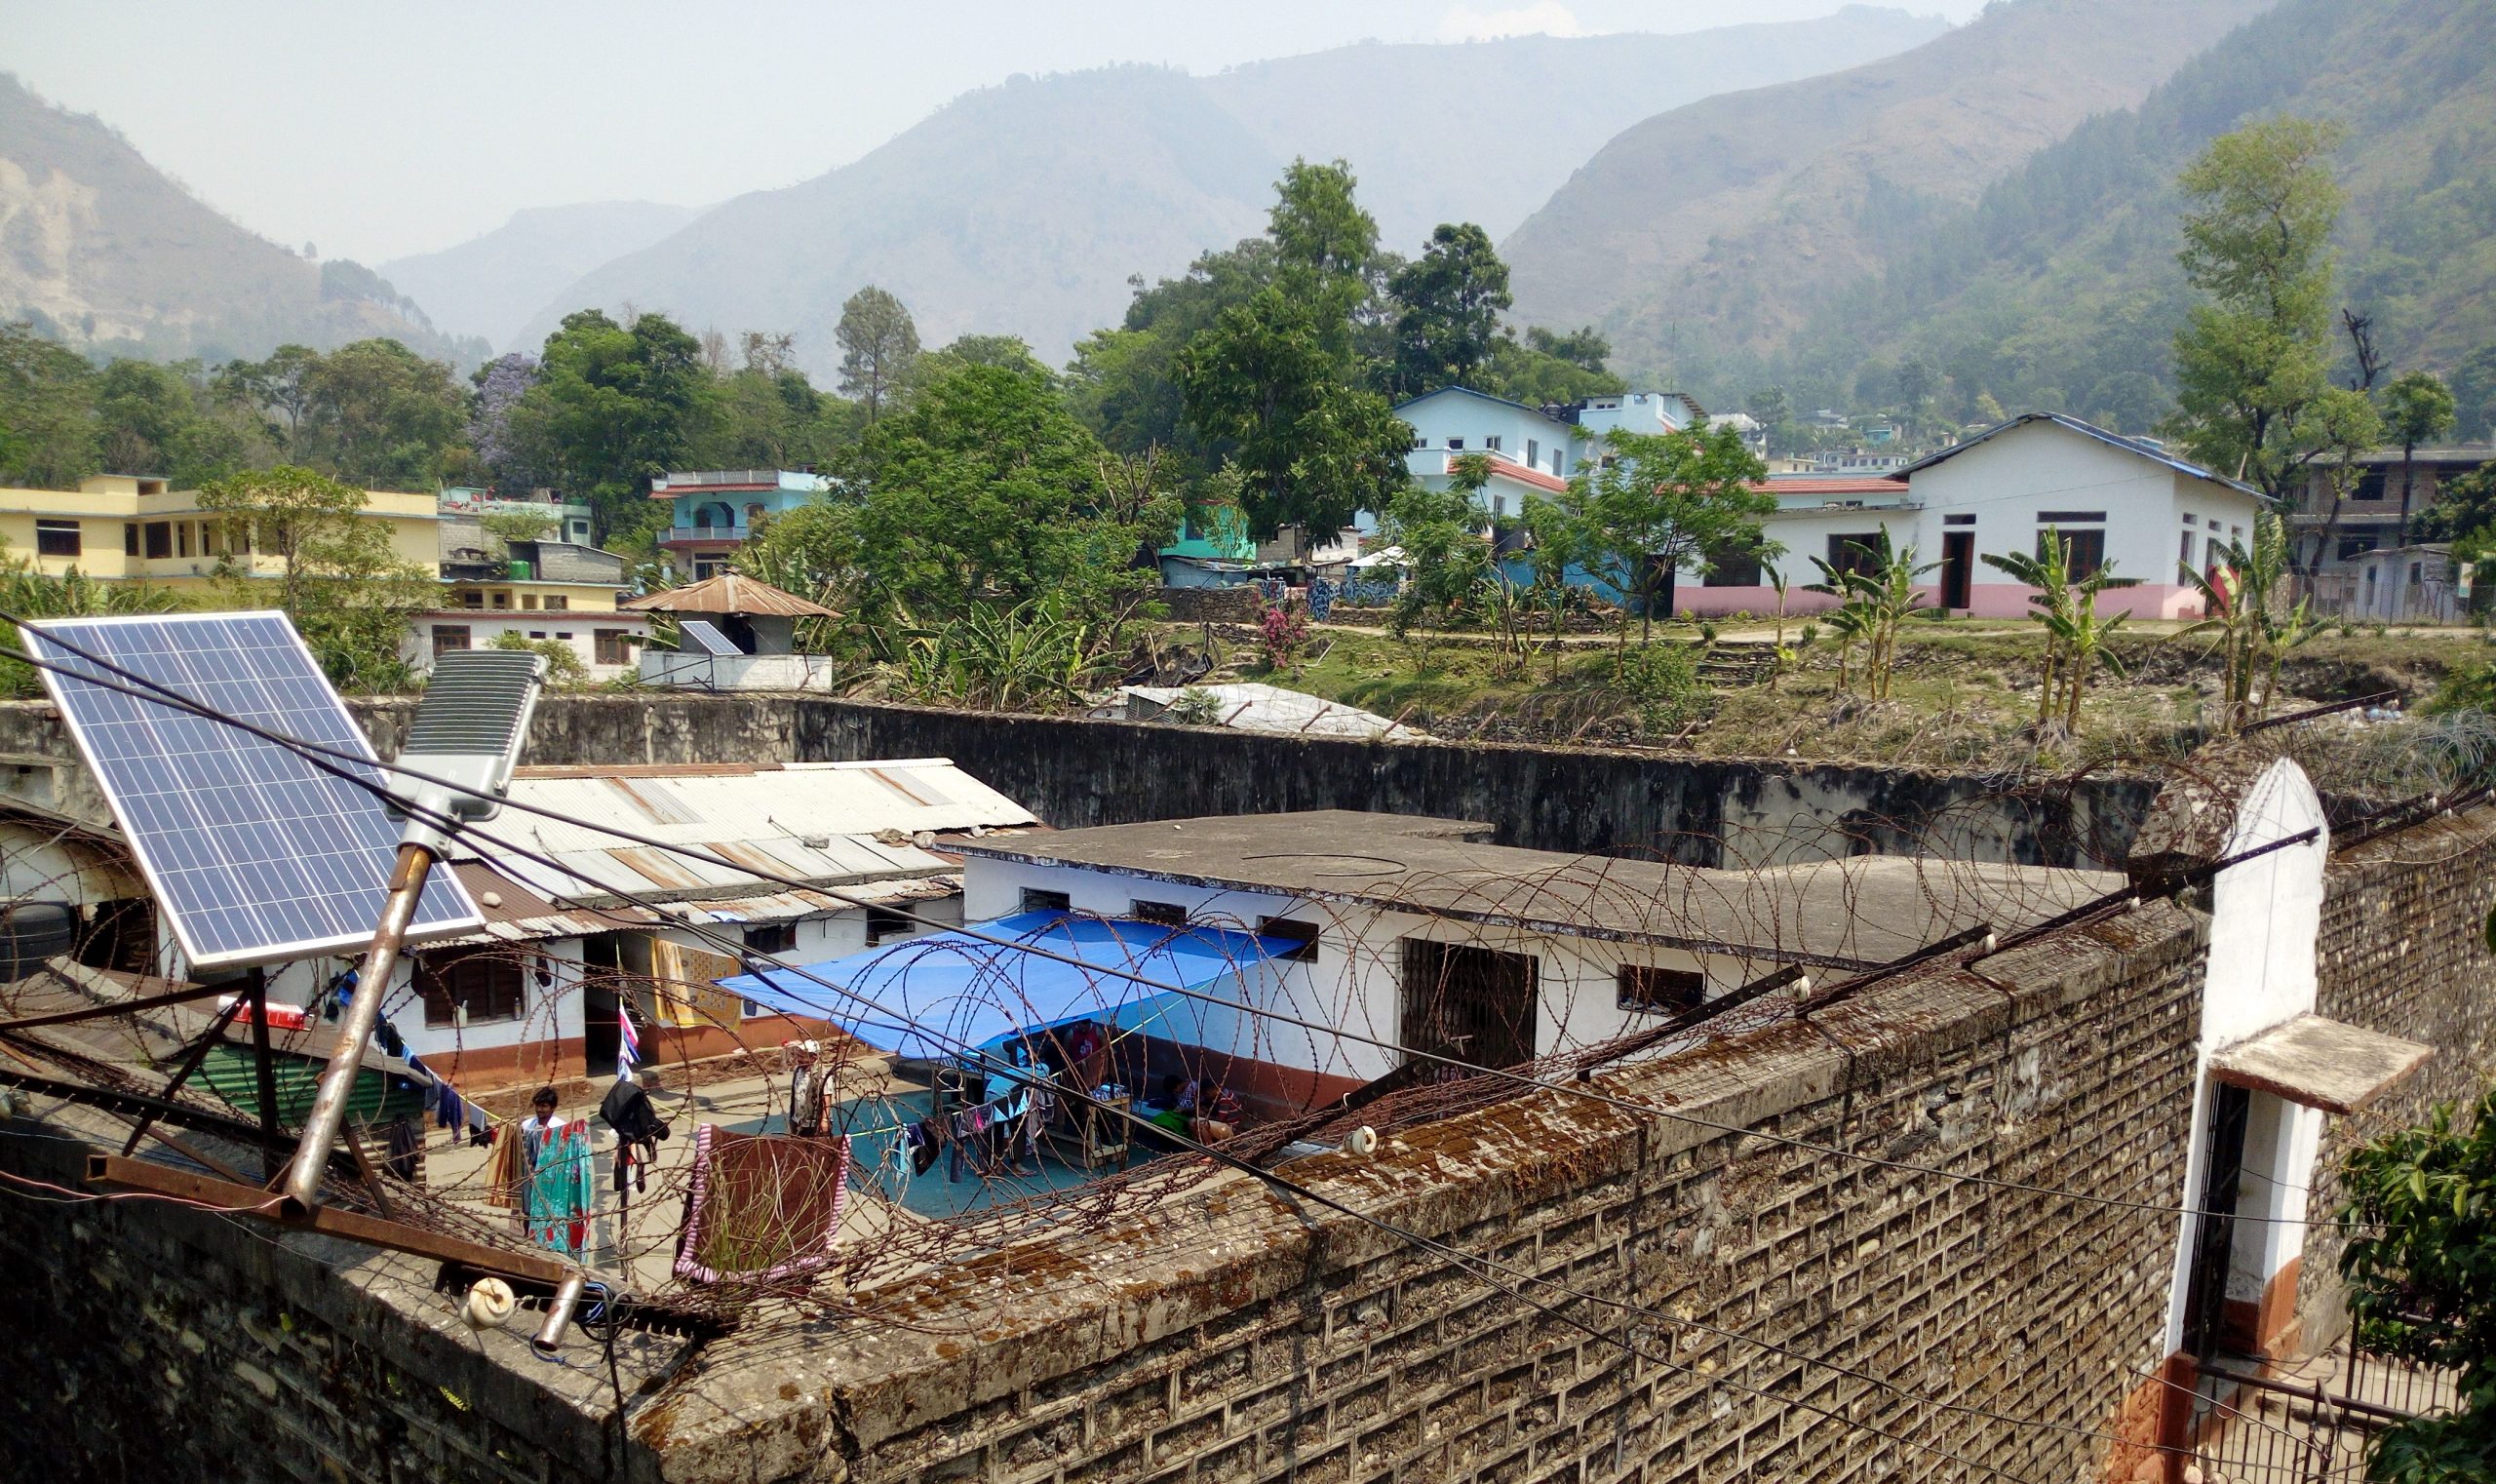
{"left": 4, "top": 1, "right": 1976, "bottom": 265}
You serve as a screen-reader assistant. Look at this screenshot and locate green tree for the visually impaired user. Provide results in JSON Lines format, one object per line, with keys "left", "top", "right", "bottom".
{"left": 2381, "top": 370, "right": 2458, "bottom": 544}
{"left": 1375, "top": 454, "right": 1496, "bottom": 652}
{"left": 1746, "top": 385, "right": 1793, "bottom": 457}
{"left": 1892, "top": 357, "right": 1939, "bottom": 439}
{"left": 91, "top": 360, "right": 259, "bottom": 489}
{"left": 213, "top": 343, "right": 319, "bottom": 449}
{"left": 294, "top": 338, "right": 467, "bottom": 488}
{"left": 2414, "top": 460, "right": 2496, "bottom": 554}
{"left": 1573, "top": 424, "right": 1773, "bottom": 645}
{"left": 0, "top": 323, "right": 98, "bottom": 488}
{"left": 2164, "top": 119, "right": 2349, "bottom": 504}
{"left": 1476, "top": 329, "right": 1624, "bottom": 409}
{"left": 1066, "top": 237, "right": 1277, "bottom": 473}
{"left": 1385, "top": 222, "right": 1511, "bottom": 398}
{"left": 1180, "top": 162, "right": 1409, "bottom": 546}
{"left": 839, "top": 360, "right": 1175, "bottom": 629}
{"left": 2451, "top": 346, "right": 2496, "bottom": 444}
{"left": 508, "top": 309, "right": 713, "bottom": 543}
{"left": 835, "top": 286, "right": 920, "bottom": 422}
{"left": 197, "top": 465, "right": 441, "bottom": 689}
{"left": 2337, "top": 1082, "right": 2496, "bottom": 1484}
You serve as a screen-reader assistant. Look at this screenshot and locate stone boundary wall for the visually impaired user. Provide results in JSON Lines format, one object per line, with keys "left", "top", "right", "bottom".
{"left": 645, "top": 903, "right": 2212, "bottom": 1484}
{"left": 792, "top": 697, "right": 2156, "bottom": 867}
{"left": 0, "top": 694, "right": 2159, "bottom": 867}
{"left": 0, "top": 1121, "right": 675, "bottom": 1484}
{"left": 2296, "top": 803, "right": 2496, "bottom": 1346}
{"left": 1155, "top": 587, "right": 1263, "bottom": 624}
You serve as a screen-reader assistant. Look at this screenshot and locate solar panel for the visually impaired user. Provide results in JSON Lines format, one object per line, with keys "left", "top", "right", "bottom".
{"left": 24, "top": 612, "right": 484, "bottom": 971}
{"left": 678, "top": 619, "right": 738, "bottom": 656}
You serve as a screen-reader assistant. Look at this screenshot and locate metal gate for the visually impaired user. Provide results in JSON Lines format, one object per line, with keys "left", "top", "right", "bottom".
{"left": 2191, "top": 1331, "right": 2461, "bottom": 1483}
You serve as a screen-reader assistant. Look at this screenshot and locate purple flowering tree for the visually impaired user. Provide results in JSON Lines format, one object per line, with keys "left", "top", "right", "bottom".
{"left": 468, "top": 353, "right": 540, "bottom": 489}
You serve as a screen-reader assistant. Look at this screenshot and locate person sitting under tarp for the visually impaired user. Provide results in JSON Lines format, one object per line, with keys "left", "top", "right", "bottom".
{"left": 1139, "top": 1074, "right": 1237, "bottom": 1150}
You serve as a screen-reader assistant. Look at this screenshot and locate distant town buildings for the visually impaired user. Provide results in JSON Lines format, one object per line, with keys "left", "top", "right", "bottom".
{"left": 649, "top": 468, "right": 832, "bottom": 579}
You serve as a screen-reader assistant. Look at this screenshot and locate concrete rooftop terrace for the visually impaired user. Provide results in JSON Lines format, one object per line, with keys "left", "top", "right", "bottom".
{"left": 952, "top": 810, "right": 2124, "bottom": 970}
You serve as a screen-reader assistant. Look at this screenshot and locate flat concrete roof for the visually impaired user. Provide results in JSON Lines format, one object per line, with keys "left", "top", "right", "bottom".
{"left": 952, "top": 810, "right": 2124, "bottom": 969}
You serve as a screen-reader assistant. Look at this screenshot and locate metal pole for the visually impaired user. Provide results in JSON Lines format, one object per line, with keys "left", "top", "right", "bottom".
{"left": 282, "top": 841, "right": 434, "bottom": 1211}
{"left": 532, "top": 1273, "right": 588, "bottom": 1357}
{"left": 248, "top": 969, "right": 282, "bottom": 1183}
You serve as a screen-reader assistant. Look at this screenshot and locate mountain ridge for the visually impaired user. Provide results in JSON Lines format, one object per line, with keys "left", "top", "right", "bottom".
{"left": 509, "top": 9, "right": 1950, "bottom": 373}
{"left": 0, "top": 73, "right": 477, "bottom": 366}
{"left": 1501, "top": 0, "right": 2282, "bottom": 384}
{"left": 377, "top": 200, "right": 701, "bottom": 350}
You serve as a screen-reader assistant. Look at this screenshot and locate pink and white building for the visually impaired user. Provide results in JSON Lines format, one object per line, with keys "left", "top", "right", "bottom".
{"left": 1678, "top": 412, "right": 2265, "bottom": 620}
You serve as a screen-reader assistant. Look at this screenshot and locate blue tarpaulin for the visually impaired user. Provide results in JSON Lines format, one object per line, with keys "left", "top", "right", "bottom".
{"left": 718, "top": 911, "right": 1292, "bottom": 1063}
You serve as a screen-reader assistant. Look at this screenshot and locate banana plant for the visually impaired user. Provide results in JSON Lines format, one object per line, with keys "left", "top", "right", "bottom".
{"left": 2178, "top": 512, "right": 2317, "bottom": 733}
{"left": 1987, "top": 528, "right": 2139, "bottom": 733}
{"left": 1807, "top": 532, "right": 1940, "bottom": 700}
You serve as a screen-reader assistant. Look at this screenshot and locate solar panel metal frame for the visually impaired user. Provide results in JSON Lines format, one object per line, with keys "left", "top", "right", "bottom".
{"left": 677, "top": 618, "right": 738, "bottom": 656}
{"left": 25, "top": 611, "right": 485, "bottom": 971}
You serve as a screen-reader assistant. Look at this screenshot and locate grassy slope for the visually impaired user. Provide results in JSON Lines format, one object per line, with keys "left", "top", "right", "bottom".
{"left": 1227, "top": 619, "right": 2485, "bottom": 777}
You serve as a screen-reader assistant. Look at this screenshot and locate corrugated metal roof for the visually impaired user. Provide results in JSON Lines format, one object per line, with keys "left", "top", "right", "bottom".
{"left": 620, "top": 573, "right": 839, "bottom": 617}
{"left": 445, "top": 759, "right": 1027, "bottom": 909}
{"left": 486, "top": 761, "right": 1030, "bottom": 851}
{"left": 422, "top": 866, "right": 962, "bottom": 947}
{"left": 1117, "top": 683, "right": 1418, "bottom": 742}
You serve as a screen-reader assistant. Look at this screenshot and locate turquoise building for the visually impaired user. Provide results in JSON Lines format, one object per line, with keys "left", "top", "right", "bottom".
{"left": 649, "top": 469, "right": 831, "bottom": 578}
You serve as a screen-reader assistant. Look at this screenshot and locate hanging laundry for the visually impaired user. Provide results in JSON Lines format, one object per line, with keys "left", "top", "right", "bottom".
{"left": 382, "top": 1116, "right": 422, "bottom": 1182}
{"left": 523, "top": 1117, "right": 596, "bottom": 1258}
{"left": 483, "top": 1122, "right": 524, "bottom": 1210}
{"left": 673, "top": 1125, "right": 851, "bottom": 1285}
{"left": 435, "top": 1084, "right": 464, "bottom": 1132}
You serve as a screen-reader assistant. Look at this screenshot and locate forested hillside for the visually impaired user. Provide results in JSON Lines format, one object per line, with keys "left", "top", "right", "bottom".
{"left": 1748, "top": 0, "right": 2496, "bottom": 431}
{"left": 512, "top": 10, "right": 1947, "bottom": 373}
{"left": 0, "top": 75, "right": 478, "bottom": 366}
{"left": 1502, "top": 0, "right": 2277, "bottom": 392}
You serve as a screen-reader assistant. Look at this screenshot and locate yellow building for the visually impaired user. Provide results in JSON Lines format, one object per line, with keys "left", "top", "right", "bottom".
{"left": 0, "top": 474, "right": 444, "bottom": 595}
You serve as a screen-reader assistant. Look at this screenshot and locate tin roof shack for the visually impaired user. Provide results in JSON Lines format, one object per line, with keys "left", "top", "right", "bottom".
{"left": 624, "top": 573, "right": 845, "bottom": 691}
{"left": 393, "top": 759, "right": 1037, "bottom": 1090}
{"left": 945, "top": 809, "right": 2121, "bottom": 1117}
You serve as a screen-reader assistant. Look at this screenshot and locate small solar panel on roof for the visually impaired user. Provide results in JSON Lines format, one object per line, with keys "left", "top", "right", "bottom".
{"left": 23, "top": 612, "right": 483, "bottom": 970}
{"left": 677, "top": 619, "right": 739, "bottom": 656}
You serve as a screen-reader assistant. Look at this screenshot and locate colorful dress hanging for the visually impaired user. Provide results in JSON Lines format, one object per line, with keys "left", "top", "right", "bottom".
{"left": 524, "top": 1116, "right": 597, "bottom": 1258}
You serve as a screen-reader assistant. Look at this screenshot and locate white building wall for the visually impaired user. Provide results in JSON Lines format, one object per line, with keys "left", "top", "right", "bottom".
{"left": 410, "top": 613, "right": 644, "bottom": 681}
{"left": 2158, "top": 756, "right": 2330, "bottom": 1356}
{"left": 962, "top": 858, "right": 1762, "bottom": 1089}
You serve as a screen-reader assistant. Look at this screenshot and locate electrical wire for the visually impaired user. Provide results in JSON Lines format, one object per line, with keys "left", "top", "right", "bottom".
{"left": 0, "top": 634, "right": 2368, "bottom": 1473}
{"left": 0, "top": 614, "right": 2384, "bottom": 1230}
